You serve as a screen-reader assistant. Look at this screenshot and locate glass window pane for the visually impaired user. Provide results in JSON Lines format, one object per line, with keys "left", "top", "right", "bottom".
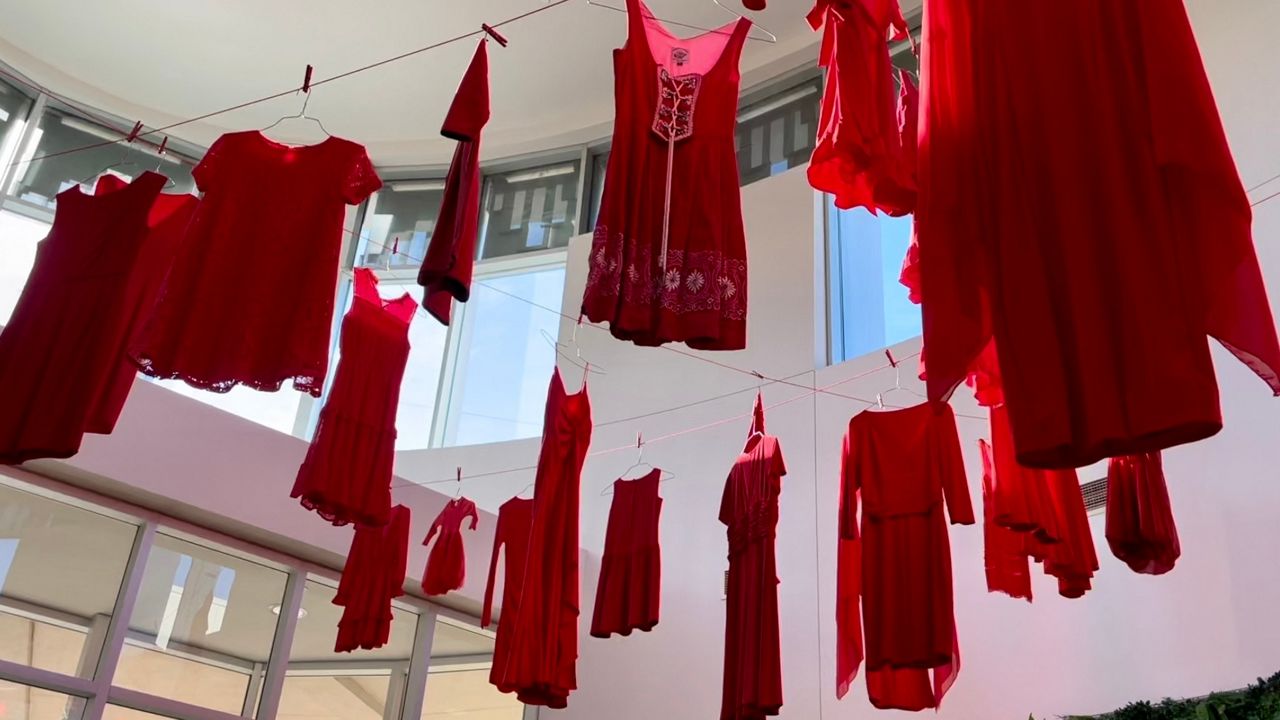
{"left": 443, "top": 266, "right": 564, "bottom": 446}
{"left": 114, "top": 534, "right": 288, "bottom": 714}
{"left": 103, "top": 706, "right": 173, "bottom": 720}
{"left": 736, "top": 79, "right": 820, "bottom": 186}
{"left": 355, "top": 182, "right": 446, "bottom": 269}
{"left": 0, "top": 480, "right": 138, "bottom": 679}
{"left": 422, "top": 620, "right": 520, "bottom": 720}
{"left": 479, "top": 162, "right": 579, "bottom": 260}
{"left": 587, "top": 151, "right": 608, "bottom": 231}
{"left": 0, "top": 79, "right": 35, "bottom": 170}
{"left": 0, "top": 209, "right": 52, "bottom": 325}
{"left": 7, "top": 107, "right": 195, "bottom": 209}
{"left": 0, "top": 679, "right": 86, "bottom": 720}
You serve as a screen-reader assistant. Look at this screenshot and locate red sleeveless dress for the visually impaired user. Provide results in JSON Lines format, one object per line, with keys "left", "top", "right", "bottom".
{"left": 483, "top": 496, "right": 534, "bottom": 693}
{"left": 591, "top": 468, "right": 663, "bottom": 638}
{"left": 581, "top": 0, "right": 751, "bottom": 350}
{"left": 292, "top": 268, "right": 415, "bottom": 528}
{"left": 421, "top": 497, "right": 479, "bottom": 596}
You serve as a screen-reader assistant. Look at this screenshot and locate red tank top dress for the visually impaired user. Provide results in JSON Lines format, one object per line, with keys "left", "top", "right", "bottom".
{"left": 915, "top": 0, "right": 1280, "bottom": 469}
{"left": 581, "top": 0, "right": 751, "bottom": 350}
{"left": 720, "top": 395, "right": 785, "bottom": 720}
{"left": 591, "top": 468, "right": 662, "bottom": 638}
{"left": 0, "top": 171, "right": 183, "bottom": 464}
{"left": 291, "top": 268, "right": 415, "bottom": 528}
{"left": 483, "top": 496, "right": 534, "bottom": 693}
{"left": 334, "top": 504, "right": 410, "bottom": 653}
{"left": 131, "top": 131, "right": 382, "bottom": 396}
{"left": 1105, "top": 452, "right": 1180, "bottom": 576}
{"left": 496, "top": 370, "right": 591, "bottom": 708}
{"left": 421, "top": 497, "right": 479, "bottom": 596}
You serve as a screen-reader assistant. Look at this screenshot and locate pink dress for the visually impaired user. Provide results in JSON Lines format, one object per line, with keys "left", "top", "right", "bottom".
{"left": 421, "top": 497, "right": 479, "bottom": 596}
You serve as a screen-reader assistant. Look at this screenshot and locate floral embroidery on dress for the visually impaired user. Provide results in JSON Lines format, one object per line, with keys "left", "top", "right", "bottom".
{"left": 652, "top": 69, "right": 701, "bottom": 143}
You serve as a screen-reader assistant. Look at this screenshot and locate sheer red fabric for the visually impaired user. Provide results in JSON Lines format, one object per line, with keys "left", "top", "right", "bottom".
{"left": 837, "top": 401, "right": 973, "bottom": 711}
{"left": 1106, "top": 452, "right": 1180, "bottom": 576}
{"left": 291, "top": 269, "right": 415, "bottom": 528}
{"left": 418, "top": 40, "right": 489, "bottom": 325}
{"left": 591, "top": 469, "right": 663, "bottom": 638}
{"left": 483, "top": 496, "right": 534, "bottom": 691}
{"left": 334, "top": 504, "right": 410, "bottom": 652}
{"left": 978, "top": 439, "right": 1033, "bottom": 602}
{"left": 496, "top": 370, "right": 591, "bottom": 708}
{"left": 807, "top": 0, "right": 915, "bottom": 215}
{"left": 131, "top": 131, "right": 382, "bottom": 396}
{"left": 581, "top": 0, "right": 751, "bottom": 350}
{"left": 915, "top": 0, "right": 1280, "bottom": 468}
{"left": 0, "top": 172, "right": 191, "bottom": 464}
{"left": 1028, "top": 466, "right": 1099, "bottom": 599}
{"left": 422, "top": 497, "right": 479, "bottom": 596}
{"left": 720, "top": 394, "right": 785, "bottom": 720}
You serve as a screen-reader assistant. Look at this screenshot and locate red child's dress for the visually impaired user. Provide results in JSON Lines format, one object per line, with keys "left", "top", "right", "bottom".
{"left": 807, "top": 0, "right": 916, "bottom": 214}
{"left": 720, "top": 394, "right": 785, "bottom": 720}
{"left": 421, "top": 497, "right": 479, "bottom": 596}
{"left": 581, "top": 0, "right": 751, "bottom": 350}
{"left": 418, "top": 39, "right": 489, "bottom": 325}
{"left": 132, "top": 131, "right": 382, "bottom": 396}
{"left": 291, "top": 268, "right": 416, "bottom": 528}
{"left": 483, "top": 496, "right": 534, "bottom": 693}
{"left": 1106, "top": 452, "right": 1180, "bottom": 576}
{"left": 838, "top": 401, "right": 973, "bottom": 711}
{"left": 334, "top": 504, "right": 410, "bottom": 652}
{"left": 591, "top": 468, "right": 663, "bottom": 638}
{"left": 0, "top": 172, "right": 194, "bottom": 464}
{"left": 496, "top": 370, "right": 591, "bottom": 708}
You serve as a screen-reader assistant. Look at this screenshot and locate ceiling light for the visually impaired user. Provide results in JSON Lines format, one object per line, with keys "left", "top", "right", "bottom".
{"left": 389, "top": 180, "right": 446, "bottom": 192}
{"left": 270, "top": 604, "right": 308, "bottom": 619}
{"left": 505, "top": 164, "right": 575, "bottom": 184}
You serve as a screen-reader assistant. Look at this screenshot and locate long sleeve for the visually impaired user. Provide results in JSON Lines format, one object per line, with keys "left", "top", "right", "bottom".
{"left": 838, "top": 424, "right": 860, "bottom": 541}
{"left": 481, "top": 512, "right": 505, "bottom": 629}
{"left": 835, "top": 422, "right": 864, "bottom": 699}
{"left": 465, "top": 501, "right": 479, "bottom": 531}
{"left": 934, "top": 406, "right": 975, "bottom": 525}
{"left": 422, "top": 512, "right": 443, "bottom": 547}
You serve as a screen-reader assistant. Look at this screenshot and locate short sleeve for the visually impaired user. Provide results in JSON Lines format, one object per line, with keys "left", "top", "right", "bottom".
{"left": 771, "top": 439, "right": 787, "bottom": 478}
{"left": 192, "top": 134, "right": 231, "bottom": 193}
{"left": 341, "top": 144, "right": 382, "bottom": 205}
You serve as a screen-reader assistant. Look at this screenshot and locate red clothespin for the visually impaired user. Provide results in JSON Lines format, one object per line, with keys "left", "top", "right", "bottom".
{"left": 636, "top": 432, "right": 643, "bottom": 449}
{"left": 481, "top": 23, "right": 508, "bottom": 47}
{"left": 884, "top": 349, "right": 898, "bottom": 368}
{"left": 391, "top": 236, "right": 400, "bottom": 257}
{"left": 125, "top": 121, "right": 143, "bottom": 143}
{"left": 301, "top": 64, "right": 314, "bottom": 93}
{"left": 454, "top": 466, "right": 463, "bottom": 498}
{"left": 156, "top": 136, "right": 169, "bottom": 156}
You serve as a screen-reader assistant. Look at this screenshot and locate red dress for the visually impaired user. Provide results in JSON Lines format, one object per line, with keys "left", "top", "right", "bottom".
{"left": 418, "top": 39, "right": 489, "bottom": 325}
{"left": 132, "top": 131, "right": 382, "bottom": 396}
{"left": 421, "top": 497, "right": 479, "bottom": 596}
{"left": 978, "top": 439, "right": 1032, "bottom": 602}
{"left": 807, "top": 0, "right": 915, "bottom": 214}
{"left": 581, "top": 0, "right": 751, "bottom": 350}
{"left": 0, "top": 172, "right": 193, "bottom": 464}
{"left": 838, "top": 401, "right": 973, "bottom": 711}
{"left": 497, "top": 370, "right": 591, "bottom": 708}
{"left": 1029, "top": 466, "right": 1099, "bottom": 599}
{"left": 291, "top": 268, "right": 415, "bottom": 528}
{"left": 591, "top": 468, "right": 663, "bottom": 638}
{"left": 720, "top": 395, "right": 784, "bottom": 720}
{"left": 915, "top": 0, "right": 1280, "bottom": 468}
{"left": 1106, "top": 452, "right": 1180, "bottom": 576}
{"left": 334, "top": 504, "right": 410, "bottom": 652}
{"left": 483, "top": 496, "right": 534, "bottom": 692}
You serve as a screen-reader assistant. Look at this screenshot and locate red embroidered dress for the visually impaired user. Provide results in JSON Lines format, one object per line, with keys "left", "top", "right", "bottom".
{"left": 591, "top": 468, "right": 663, "bottom": 638}
{"left": 581, "top": 0, "right": 751, "bottom": 350}
{"left": 421, "top": 497, "right": 479, "bottom": 596}
{"left": 334, "top": 504, "right": 410, "bottom": 652}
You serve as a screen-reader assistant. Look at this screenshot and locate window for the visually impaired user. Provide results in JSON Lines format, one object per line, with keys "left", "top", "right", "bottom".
{"left": 353, "top": 180, "right": 446, "bottom": 269}
{"left": 587, "top": 150, "right": 609, "bottom": 231}
{"left": 0, "top": 678, "right": 87, "bottom": 720}
{"left": 478, "top": 160, "right": 580, "bottom": 259}
{"left": 0, "top": 209, "right": 51, "bottom": 325}
{"left": 420, "top": 618, "right": 521, "bottom": 720}
{"left": 735, "top": 78, "right": 821, "bottom": 186}
{"left": 0, "top": 78, "right": 34, "bottom": 171}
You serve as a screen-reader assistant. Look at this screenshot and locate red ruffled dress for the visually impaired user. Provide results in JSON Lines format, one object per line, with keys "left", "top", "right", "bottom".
{"left": 421, "top": 497, "right": 479, "bottom": 596}
{"left": 418, "top": 39, "right": 489, "bottom": 325}
{"left": 334, "top": 504, "right": 410, "bottom": 652}
{"left": 915, "top": 0, "right": 1280, "bottom": 468}
{"left": 591, "top": 468, "right": 663, "bottom": 638}
{"left": 720, "top": 395, "right": 785, "bottom": 720}
{"left": 132, "top": 131, "right": 382, "bottom": 396}
{"left": 496, "top": 370, "right": 591, "bottom": 708}
{"left": 807, "top": 0, "right": 916, "bottom": 214}
{"left": 483, "top": 496, "right": 534, "bottom": 692}
{"left": 581, "top": 0, "right": 751, "bottom": 350}
{"left": 1106, "top": 452, "right": 1180, "bottom": 576}
{"left": 291, "top": 268, "right": 415, "bottom": 528}
{"left": 0, "top": 172, "right": 195, "bottom": 464}
{"left": 837, "top": 401, "right": 973, "bottom": 711}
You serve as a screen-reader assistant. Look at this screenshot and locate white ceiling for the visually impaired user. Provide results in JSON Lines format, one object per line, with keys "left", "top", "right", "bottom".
{"left": 0, "top": 0, "right": 829, "bottom": 166}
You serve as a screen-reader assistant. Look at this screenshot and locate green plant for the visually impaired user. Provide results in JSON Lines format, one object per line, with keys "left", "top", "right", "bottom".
{"left": 1077, "top": 670, "right": 1280, "bottom": 720}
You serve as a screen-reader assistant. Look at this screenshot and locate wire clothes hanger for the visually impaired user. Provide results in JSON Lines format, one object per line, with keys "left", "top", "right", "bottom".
{"left": 874, "top": 349, "right": 927, "bottom": 409}
{"left": 260, "top": 65, "right": 332, "bottom": 144}
{"left": 540, "top": 321, "right": 607, "bottom": 379}
{"left": 603, "top": 433, "right": 674, "bottom": 495}
{"left": 80, "top": 121, "right": 146, "bottom": 188}
{"left": 585, "top": 0, "right": 778, "bottom": 44}
{"left": 151, "top": 137, "right": 178, "bottom": 189}
{"left": 453, "top": 466, "right": 465, "bottom": 499}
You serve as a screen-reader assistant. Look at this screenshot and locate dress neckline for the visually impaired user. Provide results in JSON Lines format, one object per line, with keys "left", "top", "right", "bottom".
{"left": 353, "top": 268, "right": 416, "bottom": 320}
{"left": 252, "top": 129, "right": 340, "bottom": 153}
{"left": 633, "top": 0, "right": 749, "bottom": 78}
{"left": 66, "top": 170, "right": 165, "bottom": 200}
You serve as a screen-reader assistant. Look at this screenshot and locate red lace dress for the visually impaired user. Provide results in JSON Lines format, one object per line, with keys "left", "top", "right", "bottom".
{"left": 581, "top": 0, "right": 751, "bottom": 350}
{"left": 484, "top": 496, "right": 534, "bottom": 692}
{"left": 0, "top": 172, "right": 190, "bottom": 464}
{"left": 334, "top": 504, "right": 410, "bottom": 652}
{"left": 421, "top": 497, "right": 479, "bottom": 596}
{"left": 591, "top": 469, "right": 663, "bottom": 638}
{"left": 807, "top": 0, "right": 916, "bottom": 214}
{"left": 291, "top": 269, "right": 415, "bottom": 528}
{"left": 418, "top": 39, "right": 489, "bottom": 325}
{"left": 915, "top": 0, "right": 1280, "bottom": 468}
{"left": 838, "top": 401, "right": 973, "bottom": 711}
{"left": 720, "top": 395, "right": 785, "bottom": 720}
{"left": 1106, "top": 452, "right": 1180, "bottom": 576}
{"left": 497, "top": 370, "right": 591, "bottom": 708}
{"left": 131, "top": 131, "right": 382, "bottom": 396}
